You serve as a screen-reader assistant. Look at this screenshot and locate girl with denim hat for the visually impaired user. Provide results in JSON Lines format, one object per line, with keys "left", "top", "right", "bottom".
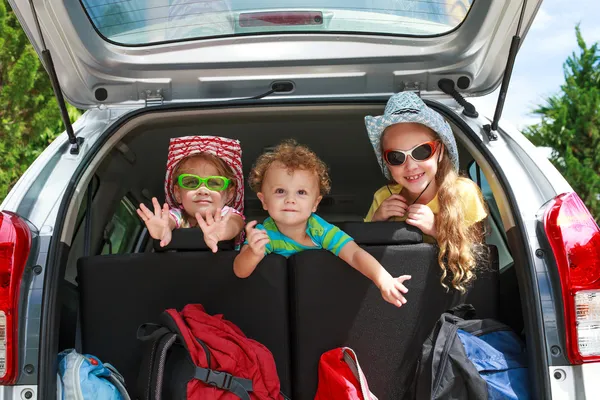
{"left": 364, "top": 92, "right": 487, "bottom": 293}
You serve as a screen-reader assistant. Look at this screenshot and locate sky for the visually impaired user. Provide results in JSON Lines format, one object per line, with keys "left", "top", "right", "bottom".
{"left": 471, "top": 0, "right": 600, "bottom": 130}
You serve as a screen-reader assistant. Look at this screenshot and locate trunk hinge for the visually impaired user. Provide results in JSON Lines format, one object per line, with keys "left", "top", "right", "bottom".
{"left": 143, "top": 89, "right": 165, "bottom": 107}
{"left": 398, "top": 81, "right": 421, "bottom": 96}
{"left": 484, "top": 0, "right": 529, "bottom": 141}
{"left": 28, "top": 0, "right": 82, "bottom": 155}
{"left": 438, "top": 79, "right": 478, "bottom": 119}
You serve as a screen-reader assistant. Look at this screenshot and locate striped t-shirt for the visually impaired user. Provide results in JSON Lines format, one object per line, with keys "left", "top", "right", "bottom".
{"left": 247, "top": 214, "right": 353, "bottom": 258}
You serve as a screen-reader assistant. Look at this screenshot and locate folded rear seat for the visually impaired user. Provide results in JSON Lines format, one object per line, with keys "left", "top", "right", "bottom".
{"left": 290, "top": 222, "right": 499, "bottom": 400}
{"left": 77, "top": 223, "right": 497, "bottom": 399}
{"left": 77, "top": 229, "right": 292, "bottom": 395}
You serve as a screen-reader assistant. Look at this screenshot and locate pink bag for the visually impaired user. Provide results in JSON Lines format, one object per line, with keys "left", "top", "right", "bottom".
{"left": 315, "top": 347, "right": 378, "bottom": 400}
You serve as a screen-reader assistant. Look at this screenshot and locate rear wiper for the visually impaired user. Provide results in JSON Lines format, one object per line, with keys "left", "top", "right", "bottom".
{"left": 484, "top": 0, "right": 529, "bottom": 141}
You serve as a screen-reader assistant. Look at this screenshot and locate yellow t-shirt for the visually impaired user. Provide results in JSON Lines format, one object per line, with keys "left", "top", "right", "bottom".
{"left": 364, "top": 179, "right": 487, "bottom": 242}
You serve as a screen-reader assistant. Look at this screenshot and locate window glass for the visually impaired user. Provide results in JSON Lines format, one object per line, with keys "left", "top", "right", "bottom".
{"left": 81, "top": 0, "right": 474, "bottom": 45}
{"left": 469, "top": 162, "right": 503, "bottom": 231}
{"left": 74, "top": 176, "right": 100, "bottom": 235}
{"left": 101, "top": 196, "right": 143, "bottom": 255}
{"left": 468, "top": 162, "right": 514, "bottom": 271}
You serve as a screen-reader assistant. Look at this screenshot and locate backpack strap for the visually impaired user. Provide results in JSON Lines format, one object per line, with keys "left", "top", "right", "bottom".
{"left": 194, "top": 367, "right": 254, "bottom": 400}
{"left": 136, "top": 323, "right": 178, "bottom": 400}
{"left": 341, "top": 348, "right": 378, "bottom": 400}
{"left": 447, "top": 303, "right": 476, "bottom": 320}
{"left": 161, "top": 310, "right": 255, "bottom": 400}
{"left": 137, "top": 321, "right": 255, "bottom": 400}
{"left": 105, "top": 363, "right": 132, "bottom": 400}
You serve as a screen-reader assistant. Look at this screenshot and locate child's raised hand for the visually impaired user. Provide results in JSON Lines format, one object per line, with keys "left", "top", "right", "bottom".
{"left": 136, "top": 197, "right": 172, "bottom": 247}
{"left": 372, "top": 194, "right": 408, "bottom": 221}
{"left": 245, "top": 221, "right": 270, "bottom": 256}
{"left": 196, "top": 208, "right": 232, "bottom": 253}
{"left": 406, "top": 204, "right": 436, "bottom": 238}
{"left": 378, "top": 275, "right": 411, "bottom": 307}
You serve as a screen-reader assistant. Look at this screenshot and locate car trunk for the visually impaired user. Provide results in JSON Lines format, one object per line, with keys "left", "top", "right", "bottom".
{"left": 0, "top": 0, "right": 557, "bottom": 396}
{"left": 49, "top": 101, "right": 530, "bottom": 399}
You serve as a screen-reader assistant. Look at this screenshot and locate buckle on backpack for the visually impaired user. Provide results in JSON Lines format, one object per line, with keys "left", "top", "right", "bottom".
{"left": 196, "top": 368, "right": 233, "bottom": 390}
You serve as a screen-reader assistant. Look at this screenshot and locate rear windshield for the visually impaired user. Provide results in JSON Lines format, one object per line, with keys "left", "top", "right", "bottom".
{"left": 81, "top": 0, "right": 473, "bottom": 45}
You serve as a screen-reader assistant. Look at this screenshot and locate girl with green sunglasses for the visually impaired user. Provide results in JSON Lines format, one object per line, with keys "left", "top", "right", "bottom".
{"left": 136, "top": 136, "right": 245, "bottom": 252}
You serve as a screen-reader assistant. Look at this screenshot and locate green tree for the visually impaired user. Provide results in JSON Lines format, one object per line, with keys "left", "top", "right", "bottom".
{"left": 0, "top": 0, "right": 81, "bottom": 202}
{"left": 525, "top": 26, "right": 600, "bottom": 222}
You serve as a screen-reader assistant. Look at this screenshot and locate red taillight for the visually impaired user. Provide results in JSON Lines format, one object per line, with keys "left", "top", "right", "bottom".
{"left": 239, "top": 11, "right": 324, "bottom": 27}
{"left": 543, "top": 192, "right": 600, "bottom": 364}
{"left": 0, "top": 211, "right": 31, "bottom": 384}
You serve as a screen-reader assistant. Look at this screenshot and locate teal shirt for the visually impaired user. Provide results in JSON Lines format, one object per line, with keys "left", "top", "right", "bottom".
{"left": 245, "top": 214, "right": 353, "bottom": 258}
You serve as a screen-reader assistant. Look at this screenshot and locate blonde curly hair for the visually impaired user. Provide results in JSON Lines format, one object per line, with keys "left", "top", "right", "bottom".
{"left": 434, "top": 156, "right": 488, "bottom": 293}
{"left": 249, "top": 140, "right": 331, "bottom": 195}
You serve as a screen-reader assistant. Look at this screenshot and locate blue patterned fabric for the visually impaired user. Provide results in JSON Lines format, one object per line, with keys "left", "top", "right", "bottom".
{"left": 57, "top": 349, "right": 129, "bottom": 400}
{"left": 365, "top": 92, "right": 459, "bottom": 179}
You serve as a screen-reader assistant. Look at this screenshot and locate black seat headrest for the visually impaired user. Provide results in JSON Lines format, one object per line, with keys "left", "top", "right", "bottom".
{"left": 339, "top": 221, "right": 423, "bottom": 245}
{"left": 153, "top": 228, "right": 236, "bottom": 252}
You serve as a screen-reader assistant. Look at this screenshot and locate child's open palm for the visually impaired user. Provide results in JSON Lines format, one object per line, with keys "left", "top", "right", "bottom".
{"left": 379, "top": 275, "right": 411, "bottom": 307}
{"left": 136, "top": 197, "right": 172, "bottom": 247}
{"left": 196, "top": 208, "right": 232, "bottom": 253}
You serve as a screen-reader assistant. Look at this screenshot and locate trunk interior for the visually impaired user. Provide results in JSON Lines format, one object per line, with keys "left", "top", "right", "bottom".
{"left": 55, "top": 102, "right": 525, "bottom": 399}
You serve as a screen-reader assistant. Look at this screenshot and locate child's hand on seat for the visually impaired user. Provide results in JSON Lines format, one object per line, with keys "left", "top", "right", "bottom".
{"left": 245, "top": 221, "right": 270, "bottom": 256}
{"left": 196, "top": 208, "right": 232, "bottom": 253}
{"left": 136, "top": 197, "right": 173, "bottom": 247}
{"left": 406, "top": 204, "right": 436, "bottom": 238}
{"left": 372, "top": 194, "right": 408, "bottom": 221}
{"left": 378, "top": 275, "right": 411, "bottom": 308}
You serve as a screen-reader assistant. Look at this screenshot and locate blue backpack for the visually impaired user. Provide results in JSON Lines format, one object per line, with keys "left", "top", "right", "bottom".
{"left": 408, "top": 304, "right": 531, "bottom": 400}
{"left": 57, "top": 349, "right": 131, "bottom": 400}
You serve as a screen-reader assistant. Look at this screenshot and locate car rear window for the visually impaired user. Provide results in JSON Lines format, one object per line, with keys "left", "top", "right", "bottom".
{"left": 81, "top": 0, "right": 474, "bottom": 45}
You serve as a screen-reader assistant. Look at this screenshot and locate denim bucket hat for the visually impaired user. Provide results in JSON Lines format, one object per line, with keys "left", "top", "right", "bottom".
{"left": 365, "top": 92, "right": 459, "bottom": 180}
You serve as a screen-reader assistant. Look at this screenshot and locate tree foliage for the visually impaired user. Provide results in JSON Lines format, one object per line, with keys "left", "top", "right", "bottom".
{"left": 525, "top": 26, "right": 600, "bottom": 222}
{"left": 0, "top": 0, "right": 81, "bottom": 202}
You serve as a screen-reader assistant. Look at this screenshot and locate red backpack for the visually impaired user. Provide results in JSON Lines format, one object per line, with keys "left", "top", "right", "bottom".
{"left": 136, "top": 304, "right": 285, "bottom": 400}
{"left": 315, "top": 347, "right": 378, "bottom": 400}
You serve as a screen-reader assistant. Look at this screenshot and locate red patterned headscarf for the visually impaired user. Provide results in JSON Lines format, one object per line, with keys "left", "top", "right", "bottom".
{"left": 164, "top": 136, "right": 244, "bottom": 214}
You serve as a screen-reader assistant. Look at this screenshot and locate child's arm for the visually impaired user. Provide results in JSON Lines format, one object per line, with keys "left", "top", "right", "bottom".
{"left": 196, "top": 208, "right": 245, "bottom": 253}
{"left": 222, "top": 213, "right": 245, "bottom": 240}
{"left": 136, "top": 197, "right": 176, "bottom": 247}
{"left": 233, "top": 221, "right": 270, "bottom": 278}
{"left": 338, "top": 241, "right": 411, "bottom": 307}
{"left": 234, "top": 246, "right": 265, "bottom": 278}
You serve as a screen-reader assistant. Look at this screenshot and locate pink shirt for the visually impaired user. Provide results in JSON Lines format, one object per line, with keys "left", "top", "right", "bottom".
{"left": 168, "top": 206, "right": 244, "bottom": 229}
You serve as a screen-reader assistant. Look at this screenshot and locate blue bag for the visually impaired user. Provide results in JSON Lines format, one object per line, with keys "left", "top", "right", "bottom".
{"left": 57, "top": 349, "right": 131, "bottom": 400}
{"left": 409, "top": 304, "right": 531, "bottom": 400}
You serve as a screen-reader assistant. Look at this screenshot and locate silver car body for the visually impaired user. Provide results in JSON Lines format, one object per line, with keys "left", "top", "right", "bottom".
{"left": 3, "top": 0, "right": 599, "bottom": 398}
{"left": 3, "top": 99, "right": 598, "bottom": 398}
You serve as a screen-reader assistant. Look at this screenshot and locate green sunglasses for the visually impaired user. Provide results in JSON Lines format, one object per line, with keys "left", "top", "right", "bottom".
{"left": 177, "top": 174, "right": 231, "bottom": 191}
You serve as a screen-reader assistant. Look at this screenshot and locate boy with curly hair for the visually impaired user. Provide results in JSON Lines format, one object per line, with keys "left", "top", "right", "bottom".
{"left": 233, "top": 140, "right": 412, "bottom": 307}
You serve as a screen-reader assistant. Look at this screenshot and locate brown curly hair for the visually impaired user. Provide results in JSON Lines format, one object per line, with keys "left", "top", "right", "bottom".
{"left": 249, "top": 140, "right": 331, "bottom": 195}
